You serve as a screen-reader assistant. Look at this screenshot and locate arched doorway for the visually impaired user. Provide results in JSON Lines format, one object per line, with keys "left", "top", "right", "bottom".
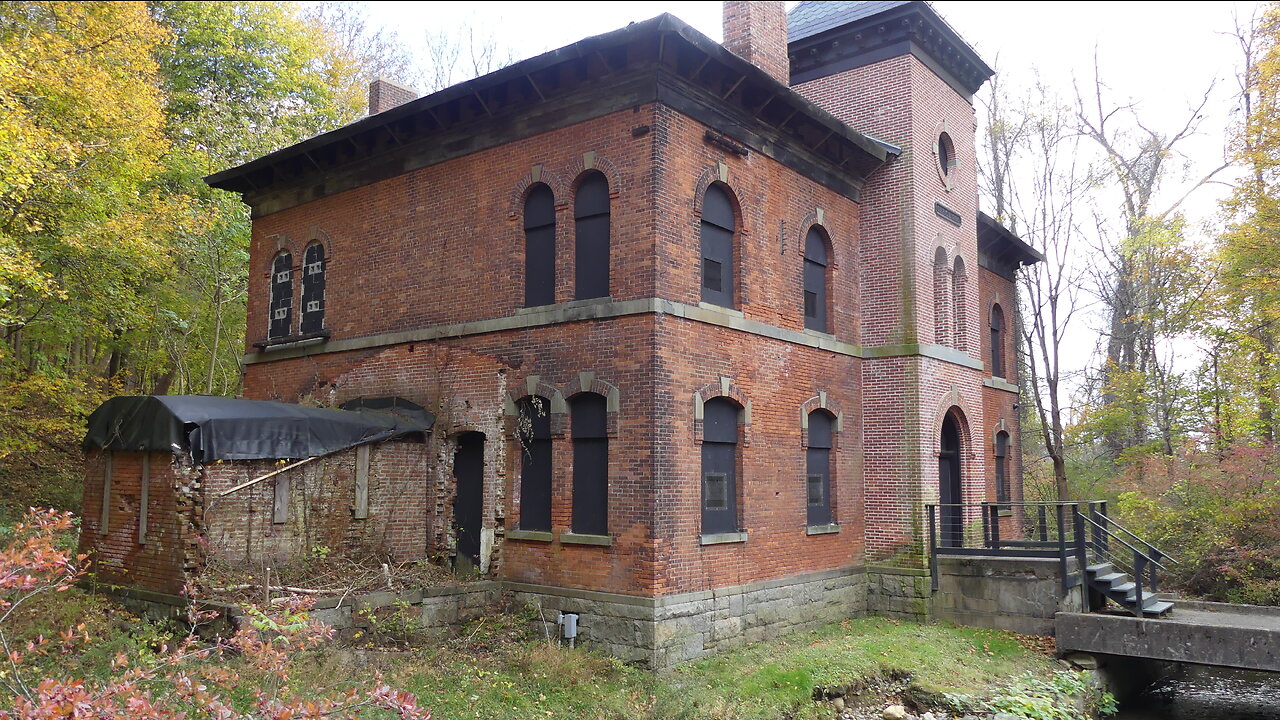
{"left": 452, "top": 432, "right": 485, "bottom": 575}
{"left": 938, "top": 413, "right": 963, "bottom": 547}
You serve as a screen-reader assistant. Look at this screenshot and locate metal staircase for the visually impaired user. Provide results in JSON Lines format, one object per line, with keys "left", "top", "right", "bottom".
{"left": 926, "top": 500, "right": 1178, "bottom": 618}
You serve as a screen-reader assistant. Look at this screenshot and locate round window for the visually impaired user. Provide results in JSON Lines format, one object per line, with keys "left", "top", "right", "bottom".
{"left": 937, "top": 132, "right": 955, "bottom": 177}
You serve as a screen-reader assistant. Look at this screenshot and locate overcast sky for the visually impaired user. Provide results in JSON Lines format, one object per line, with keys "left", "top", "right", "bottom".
{"left": 362, "top": 1, "right": 1262, "bottom": 400}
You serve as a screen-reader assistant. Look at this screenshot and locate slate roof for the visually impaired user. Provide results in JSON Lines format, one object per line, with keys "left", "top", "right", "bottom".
{"left": 788, "top": 1, "right": 911, "bottom": 42}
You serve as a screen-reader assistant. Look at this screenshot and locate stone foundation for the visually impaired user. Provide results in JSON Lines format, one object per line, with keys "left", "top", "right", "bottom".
{"left": 931, "top": 555, "right": 1084, "bottom": 635}
{"left": 511, "top": 565, "right": 867, "bottom": 667}
{"left": 866, "top": 565, "right": 932, "bottom": 620}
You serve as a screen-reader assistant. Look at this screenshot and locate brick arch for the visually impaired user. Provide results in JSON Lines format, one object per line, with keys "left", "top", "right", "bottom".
{"left": 693, "top": 376, "right": 752, "bottom": 444}
{"left": 799, "top": 391, "right": 844, "bottom": 447}
{"left": 502, "top": 375, "right": 567, "bottom": 436}
{"left": 563, "top": 152, "right": 622, "bottom": 196}
{"left": 691, "top": 166, "right": 749, "bottom": 235}
{"left": 507, "top": 165, "right": 567, "bottom": 219}
{"left": 932, "top": 391, "right": 975, "bottom": 459}
{"left": 952, "top": 254, "right": 969, "bottom": 352}
{"left": 266, "top": 234, "right": 298, "bottom": 271}
{"left": 796, "top": 213, "right": 837, "bottom": 269}
{"left": 563, "top": 371, "right": 621, "bottom": 436}
{"left": 306, "top": 227, "right": 333, "bottom": 258}
{"left": 990, "top": 416, "right": 1009, "bottom": 451}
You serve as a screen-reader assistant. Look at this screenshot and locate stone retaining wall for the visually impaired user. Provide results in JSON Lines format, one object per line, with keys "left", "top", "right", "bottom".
{"left": 931, "top": 555, "right": 1084, "bottom": 635}
{"left": 866, "top": 565, "right": 931, "bottom": 620}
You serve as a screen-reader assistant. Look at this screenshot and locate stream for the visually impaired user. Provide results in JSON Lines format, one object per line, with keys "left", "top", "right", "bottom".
{"left": 1112, "top": 665, "right": 1280, "bottom": 719}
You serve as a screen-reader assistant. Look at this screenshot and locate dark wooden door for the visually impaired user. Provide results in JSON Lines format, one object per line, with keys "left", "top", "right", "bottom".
{"left": 453, "top": 432, "right": 485, "bottom": 574}
{"left": 939, "top": 415, "right": 962, "bottom": 547}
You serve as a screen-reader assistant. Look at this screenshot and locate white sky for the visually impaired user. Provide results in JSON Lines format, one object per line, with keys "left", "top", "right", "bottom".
{"left": 363, "top": 1, "right": 1261, "bottom": 403}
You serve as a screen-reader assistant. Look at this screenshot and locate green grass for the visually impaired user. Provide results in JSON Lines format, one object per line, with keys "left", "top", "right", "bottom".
{"left": 288, "top": 613, "right": 1060, "bottom": 720}
{"left": 5, "top": 588, "right": 1064, "bottom": 720}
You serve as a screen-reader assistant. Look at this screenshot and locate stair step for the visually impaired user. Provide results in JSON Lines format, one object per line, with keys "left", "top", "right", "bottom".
{"left": 1142, "top": 600, "right": 1174, "bottom": 616}
{"left": 1087, "top": 563, "right": 1115, "bottom": 575}
{"left": 1094, "top": 573, "right": 1127, "bottom": 586}
{"left": 1110, "top": 581, "right": 1136, "bottom": 595}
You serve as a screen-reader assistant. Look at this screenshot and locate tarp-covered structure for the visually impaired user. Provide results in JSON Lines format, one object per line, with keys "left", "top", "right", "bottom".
{"left": 83, "top": 395, "right": 434, "bottom": 463}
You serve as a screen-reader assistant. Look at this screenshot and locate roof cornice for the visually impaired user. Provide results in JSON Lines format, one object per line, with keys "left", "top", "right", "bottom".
{"left": 206, "top": 14, "right": 897, "bottom": 215}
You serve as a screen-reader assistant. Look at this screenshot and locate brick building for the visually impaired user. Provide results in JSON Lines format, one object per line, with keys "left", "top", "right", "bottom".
{"left": 81, "top": 1, "right": 1041, "bottom": 666}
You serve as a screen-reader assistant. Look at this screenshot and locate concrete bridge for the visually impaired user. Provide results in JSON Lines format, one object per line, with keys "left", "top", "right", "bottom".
{"left": 1056, "top": 600, "right": 1280, "bottom": 673}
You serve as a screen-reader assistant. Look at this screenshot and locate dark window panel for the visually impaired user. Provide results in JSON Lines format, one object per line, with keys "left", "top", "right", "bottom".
{"left": 990, "top": 304, "right": 1006, "bottom": 378}
{"left": 803, "top": 227, "right": 829, "bottom": 332}
{"left": 524, "top": 183, "right": 555, "bottom": 307}
{"left": 804, "top": 227, "right": 828, "bottom": 265}
{"left": 995, "top": 431, "right": 1010, "bottom": 505}
{"left": 571, "top": 393, "right": 609, "bottom": 535}
{"left": 574, "top": 171, "right": 609, "bottom": 217}
{"left": 269, "top": 252, "right": 293, "bottom": 339}
{"left": 300, "top": 243, "right": 326, "bottom": 334}
{"left": 701, "top": 397, "right": 739, "bottom": 534}
{"left": 518, "top": 397, "right": 552, "bottom": 532}
{"left": 806, "top": 410, "right": 834, "bottom": 526}
{"left": 575, "top": 213, "right": 610, "bottom": 300}
{"left": 700, "top": 184, "right": 735, "bottom": 308}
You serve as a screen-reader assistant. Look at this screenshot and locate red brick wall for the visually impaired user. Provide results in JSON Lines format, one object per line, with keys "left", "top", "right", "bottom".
{"left": 796, "top": 53, "right": 992, "bottom": 561}
{"left": 79, "top": 451, "right": 199, "bottom": 596}
{"left": 244, "top": 105, "right": 656, "bottom": 353}
{"left": 201, "top": 441, "right": 431, "bottom": 567}
{"left": 980, "top": 264, "right": 1025, "bottom": 517}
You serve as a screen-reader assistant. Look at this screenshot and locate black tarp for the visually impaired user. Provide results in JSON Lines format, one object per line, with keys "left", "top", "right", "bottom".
{"left": 83, "top": 395, "right": 434, "bottom": 463}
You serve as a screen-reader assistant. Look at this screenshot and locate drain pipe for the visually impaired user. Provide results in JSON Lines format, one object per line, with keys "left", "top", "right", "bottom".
{"left": 557, "top": 612, "right": 579, "bottom": 649}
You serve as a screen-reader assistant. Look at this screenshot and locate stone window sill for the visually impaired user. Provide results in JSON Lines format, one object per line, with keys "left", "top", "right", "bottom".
{"left": 516, "top": 297, "right": 613, "bottom": 315}
{"left": 806, "top": 524, "right": 841, "bottom": 535}
{"left": 697, "top": 301, "right": 744, "bottom": 318}
{"left": 506, "top": 529, "right": 553, "bottom": 542}
{"left": 700, "top": 531, "right": 747, "bottom": 546}
{"left": 561, "top": 532, "right": 611, "bottom": 546}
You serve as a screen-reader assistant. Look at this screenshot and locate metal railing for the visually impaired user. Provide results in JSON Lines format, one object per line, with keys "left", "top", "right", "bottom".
{"left": 925, "top": 500, "right": 1178, "bottom": 616}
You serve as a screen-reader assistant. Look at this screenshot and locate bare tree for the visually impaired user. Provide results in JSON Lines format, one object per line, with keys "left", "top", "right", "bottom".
{"left": 980, "top": 73, "right": 1093, "bottom": 500}
{"left": 1075, "top": 57, "right": 1231, "bottom": 457}
{"left": 422, "top": 20, "right": 517, "bottom": 93}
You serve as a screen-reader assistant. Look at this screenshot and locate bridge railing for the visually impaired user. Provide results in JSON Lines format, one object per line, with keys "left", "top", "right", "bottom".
{"left": 925, "top": 500, "right": 1172, "bottom": 609}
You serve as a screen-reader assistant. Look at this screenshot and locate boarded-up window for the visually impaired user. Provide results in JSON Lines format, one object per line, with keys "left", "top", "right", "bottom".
{"left": 701, "top": 398, "right": 739, "bottom": 534}
{"left": 269, "top": 251, "right": 293, "bottom": 339}
{"left": 574, "top": 171, "right": 610, "bottom": 300}
{"left": 354, "top": 444, "right": 370, "bottom": 519}
{"left": 803, "top": 227, "right": 829, "bottom": 332}
{"left": 300, "top": 243, "right": 326, "bottom": 334}
{"left": 806, "top": 411, "right": 834, "bottom": 526}
{"left": 524, "top": 183, "right": 556, "bottom": 307}
{"left": 518, "top": 396, "right": 552, "bottom": 532}
{"left": 273, "top": 474, "right": 289, "bottom": 524}
{"left": 99, "top": 452, "right": 113, "bottom": 535}
{"left": 138, "top": 454, "right": 150, "bottom": 543}
{"left": 700, "top": 184, "right": 735, "bottom": 308}
{"left": 571, "top": 393, "right": 608, "bottom": 535}
{"left": 995, "top": 431, "right": 1010, "bottom": 505}
{"left": 990, "top": 303, "right": 1006, "bottom": 378}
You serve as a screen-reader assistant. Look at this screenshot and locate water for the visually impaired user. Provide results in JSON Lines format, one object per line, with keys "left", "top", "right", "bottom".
{"left": 1114, "top": 665, "right": 1280, "bottom": 719}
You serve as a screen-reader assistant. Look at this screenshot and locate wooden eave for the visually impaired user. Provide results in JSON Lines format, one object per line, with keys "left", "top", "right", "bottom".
{"left": 205, "top": 13, "right": 897, "bottom": 215}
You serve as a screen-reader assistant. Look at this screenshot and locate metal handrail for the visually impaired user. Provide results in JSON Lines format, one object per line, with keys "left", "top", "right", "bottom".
{"left": 1100, "top": 515, "right": 1179, "bottom": 565}
{"left": 1076, "top": 513, "right": 1170, "bottom": 572}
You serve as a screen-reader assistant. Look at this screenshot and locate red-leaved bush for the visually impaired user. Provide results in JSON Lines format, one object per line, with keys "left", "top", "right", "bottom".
{"left": 0, "top": 509, "right": 431, "bottom": 720}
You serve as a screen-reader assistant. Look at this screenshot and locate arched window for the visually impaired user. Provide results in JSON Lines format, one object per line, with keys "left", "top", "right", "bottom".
{"left": 574, "top": 171, "right": 610, "bottom": 300}
{"left": 571, "top": 392, "right": 608, "bottom": 536}
{"left": 994, "top": 430, "right": 1010, "bottom": 505}
{"left": 269, "top": 251, "right": 293, "bottom": 339}
{"left": 933, "top": 247, "right": 951, "bottom": 346}
{"left": 300, "top": 243, "right": 326, "bottom": 334}
{"left": 806, "top": 410, "right": 834, "bottom": 526}
{"left": 517, "top": 396, "right": 552, "bottom": 532}
{"left": 803, "top": 227, "right": 829, "bottom": 332}
{"left": 953, "top": 256, "right": 968, "bottom": 351}
{"left": 990, "top": 303, "right": 1006, "bottom": 378}
{"left": 700, "top": 184, "right": 735, "bottom": 308}
{"left": 701, "top": 397, "right": 740, "bottom": 534}
{"left": 524, "top": 183, "right": 555, "bottom": 307}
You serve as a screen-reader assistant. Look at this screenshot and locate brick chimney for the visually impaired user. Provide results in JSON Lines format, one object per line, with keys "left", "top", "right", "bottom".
{"left": 368, "top": 78, "right": 417, "bottom": 115}
{"left": 722, "top": 1, "right": 789, "bottom": 85}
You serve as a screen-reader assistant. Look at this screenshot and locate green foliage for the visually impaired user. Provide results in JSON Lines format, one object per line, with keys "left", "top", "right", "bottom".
{"left": 949, "top": 670, "right": 1117, "bottom": 720}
